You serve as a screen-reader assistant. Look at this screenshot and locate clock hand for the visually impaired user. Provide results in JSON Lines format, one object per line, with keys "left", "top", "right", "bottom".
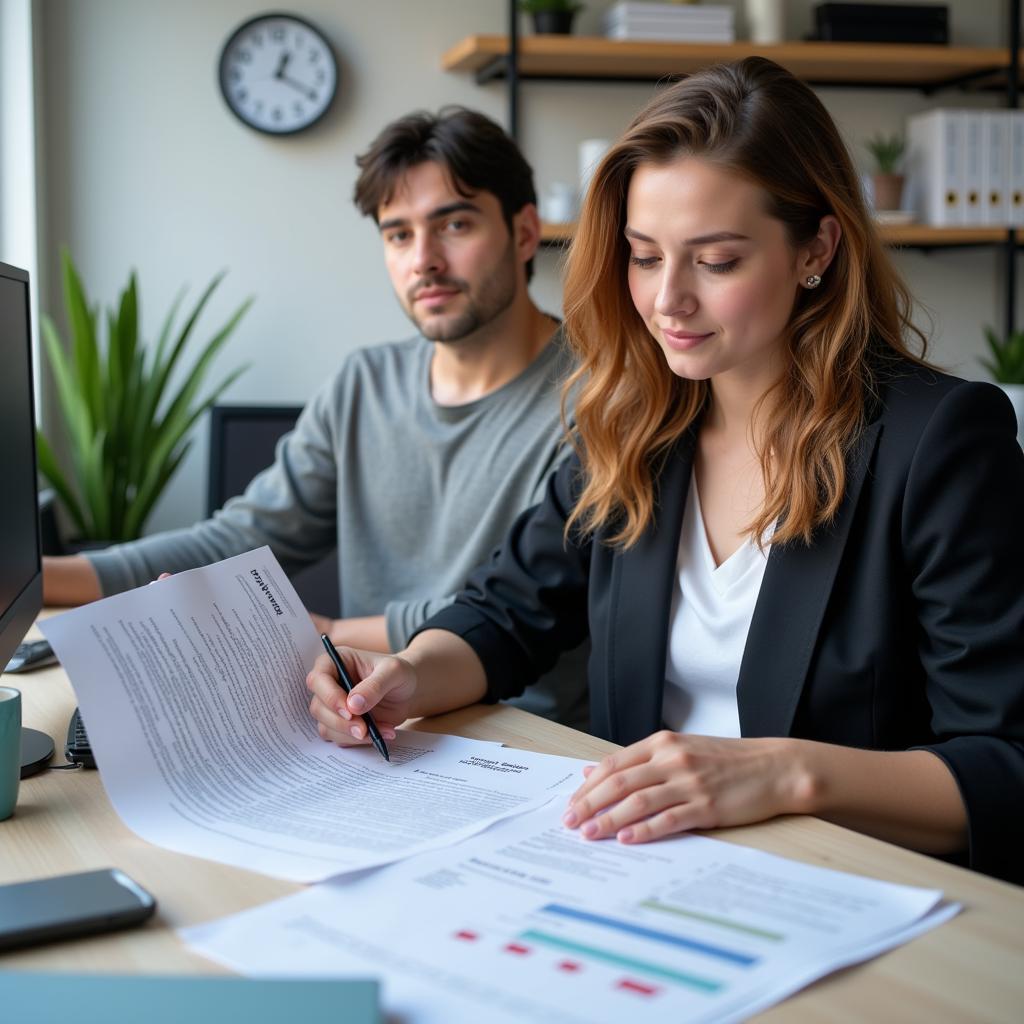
{"left": 278, "top": 74, "right": 318, "bottom": 101}
{"left": 273, "top": 51, "right": 292, "bottom": 78}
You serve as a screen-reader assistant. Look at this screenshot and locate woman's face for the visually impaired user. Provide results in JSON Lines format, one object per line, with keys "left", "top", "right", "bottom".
{"left": 626, "top": 156, "right": 815, "bottom": 391}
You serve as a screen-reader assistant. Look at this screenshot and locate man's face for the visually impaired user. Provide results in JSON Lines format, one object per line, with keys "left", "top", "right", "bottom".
{"left": 377, "top": 161, "right": 521, "bottom": 343}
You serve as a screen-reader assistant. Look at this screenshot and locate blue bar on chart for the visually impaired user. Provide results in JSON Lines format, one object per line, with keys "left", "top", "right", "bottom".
{"left": 538, "top": 903, "right": 759, "bottom": 966}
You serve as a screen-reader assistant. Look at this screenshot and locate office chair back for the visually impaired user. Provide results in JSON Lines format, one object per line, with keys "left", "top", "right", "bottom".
{"left": 207, "top": 404, "right": 340, "bottom": 617}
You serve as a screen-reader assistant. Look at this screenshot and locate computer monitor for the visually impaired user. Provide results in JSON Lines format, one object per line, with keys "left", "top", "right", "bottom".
{"left": 0, "top": 261, "right": 53, "bottom": 776}
{"left": 0, "top": 261, "right": 42, "bottom": 670}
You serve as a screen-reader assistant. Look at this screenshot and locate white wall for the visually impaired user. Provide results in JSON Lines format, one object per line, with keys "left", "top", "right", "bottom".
{"left": 1, "top": 0, "right": 41, "bottom": 403}
{"left": 33, "top": 0, "right": 1017, "bottom": 534}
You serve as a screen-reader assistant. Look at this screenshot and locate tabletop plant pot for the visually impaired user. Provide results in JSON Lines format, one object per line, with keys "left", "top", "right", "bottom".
{"left": 872, "top": 172, "right": 906, "bottom": 211}
{"left": 864, "top": 132, "right": 906, "bottom": 211}
{"left": 521, "top": 0, "right": 583, "bottom": 35}
{"left": 979, "top": 326, "right": 1024, "bottom": 447}
{"left": 998, "top": 383, "right": 1024, "bottom": 446}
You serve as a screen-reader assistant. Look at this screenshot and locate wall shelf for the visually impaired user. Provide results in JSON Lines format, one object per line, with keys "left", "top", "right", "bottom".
{"left": 445, "top": 4, "right": 1021, "bottom": 332}
{"left": 540, "top": 222, "right": 1013, "bottom": 249}
{"left": 442, "top": 35, "right": 1015, "bottom": 92}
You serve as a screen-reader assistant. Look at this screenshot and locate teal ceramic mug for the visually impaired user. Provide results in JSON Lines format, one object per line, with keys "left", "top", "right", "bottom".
{"left": 0, "top": 686, "right": 21, "bottom": 820}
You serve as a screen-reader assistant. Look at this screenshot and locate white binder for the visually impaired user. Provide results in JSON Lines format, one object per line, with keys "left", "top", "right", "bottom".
{"left": 982, "top": 111, "right": 1010, "bottom": 227}
{"left": 907, "top": 109, "right": 964, "bottom": 226}
{"left": 961, "top": 112, "right": 984, "bottom": 225}
{"left": 1010, "top": 110, "right": 1024, "bottom": 227}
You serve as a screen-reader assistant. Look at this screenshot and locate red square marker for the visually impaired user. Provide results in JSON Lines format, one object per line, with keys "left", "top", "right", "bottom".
{"left": 504, "top": 943, "right": 531, "bottom": 956}
{"left": 617, "top": 978, "right": 659, "bottom": 997}
{"left": 557, "top": 960, "right": 582, "bottom": 973}
{"left": 454, "top": 930, "right": 478, "bottom": 942}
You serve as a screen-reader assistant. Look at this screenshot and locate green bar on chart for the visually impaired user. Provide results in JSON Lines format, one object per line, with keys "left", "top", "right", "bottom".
{"left": 518, "top": 929, "right": 724, "bottom": 993}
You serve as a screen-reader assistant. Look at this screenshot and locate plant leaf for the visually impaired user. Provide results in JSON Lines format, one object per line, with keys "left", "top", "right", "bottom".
{"left": 60, "top": 249, "right": 104, "bottom": 434}
{"left": 980, "top": 325, "right": 1024, "bottom": 384}
{"left": 42, "top": 256, "right": 251, "bottom": 540}
{"left": 105, "top": 277, "right": 140, "bottom": 537}
{"left": 126, "top": 362, "right": 249, "bottom": 538}
{"left": 154, "top": 298, "right": 253, "bottom": 434}
{"left": 123, "top": 442, "right": 191, "bottom": 541}
{"left": 40, "top": 314, "right": 93, "bottom": 511}
{"left": 151, "top": 285, "right": 186, "bottom": 375}
{"left": 35, "top": 430, "right": 89, "bottom": 538}
{"left": 148, "top": 272, "right": 226, "bottom": 418}
{"left": 80, "top": 428, "right": 111, "bottom": 539}
{"left": 129, "top": 274, "right": 226, "bottom": 489}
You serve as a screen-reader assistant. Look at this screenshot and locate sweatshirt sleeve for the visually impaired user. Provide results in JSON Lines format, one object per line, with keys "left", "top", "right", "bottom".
{"left": 388, "top": 432, "right": 579, "bottom": 653}
{"left": 384, "top": 595, "right": 457, "bottom": 653}
{"left": 414, "top": 453, "right": 592, "bottom": 702}
{"left": 85, "top": 373, "right": 342, "bottom": 595}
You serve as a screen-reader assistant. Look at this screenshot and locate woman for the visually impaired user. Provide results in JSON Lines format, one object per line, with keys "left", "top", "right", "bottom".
{"left": 307, "top": 58, "right": 1024, "bottom": 883}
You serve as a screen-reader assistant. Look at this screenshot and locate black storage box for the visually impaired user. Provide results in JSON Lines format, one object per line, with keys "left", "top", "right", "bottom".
{"left": 814, "top": 3, "right": 949, "bottom": 44}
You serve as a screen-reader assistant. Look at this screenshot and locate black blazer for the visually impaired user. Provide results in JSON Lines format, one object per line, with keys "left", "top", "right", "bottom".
{"left": 425, "top": 362, "right": 1024, "bottom": 884}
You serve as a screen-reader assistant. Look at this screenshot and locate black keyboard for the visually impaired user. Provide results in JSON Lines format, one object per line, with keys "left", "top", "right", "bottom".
{"left": 5, "top": 638, "right": 58, "bottom": 673}
{"left": 64, "top": 707, "right": 96, "bottom": 769}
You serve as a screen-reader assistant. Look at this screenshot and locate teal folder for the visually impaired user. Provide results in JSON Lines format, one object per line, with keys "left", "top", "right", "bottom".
{"left": 0, "top": 973, "right": 379, "bottom": 1023}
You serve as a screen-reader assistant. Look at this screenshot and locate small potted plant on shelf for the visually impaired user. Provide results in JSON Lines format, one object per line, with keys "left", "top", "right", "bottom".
{"left": 864, "top": 132, "right": 906, "bottom": 212}
{"left": 979, "top": 325, "right": 1024, "bottom": 446}
{"left": 37, "top": 248, "right": 252, "bottom": 548}
{"left": 519, "top": 0, "right": 584, "bottom": 35}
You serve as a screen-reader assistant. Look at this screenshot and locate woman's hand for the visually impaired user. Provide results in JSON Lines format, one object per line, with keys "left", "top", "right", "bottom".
{"left": 305, "top": 647, "right": 418, "bottom": 748}
{"left": 563, "top": 731, "right": 814, "bottom": 843}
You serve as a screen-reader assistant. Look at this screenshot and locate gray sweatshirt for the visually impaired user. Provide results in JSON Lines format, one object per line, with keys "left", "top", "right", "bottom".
{"left": 85, "top": 333, "right": 590, "bottom": 729}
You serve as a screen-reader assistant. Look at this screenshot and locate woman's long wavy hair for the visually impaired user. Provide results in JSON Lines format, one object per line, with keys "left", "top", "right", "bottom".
{"left": 563, "top": 57, "right": 929, "bottom": 549}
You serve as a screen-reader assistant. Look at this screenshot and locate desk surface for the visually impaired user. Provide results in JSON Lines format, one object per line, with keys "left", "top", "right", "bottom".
{"left": 3, "top": 623, "right": 1023, "bottom": 1021}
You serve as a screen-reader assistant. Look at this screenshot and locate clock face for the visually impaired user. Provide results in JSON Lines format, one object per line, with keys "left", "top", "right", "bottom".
{"left": 218, "top": 14, "right": 338, "bottom": 136}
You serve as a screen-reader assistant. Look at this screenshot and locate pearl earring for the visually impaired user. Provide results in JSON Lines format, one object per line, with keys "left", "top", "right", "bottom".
{"left": 805, "top": 274, "right": 822, "bottom": 289}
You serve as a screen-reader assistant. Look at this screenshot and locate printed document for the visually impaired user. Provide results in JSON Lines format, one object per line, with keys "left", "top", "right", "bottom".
{"left": 183, "top": 801, "right": 959, "bottom": 1024}
{"left": 41, "top": 548, "right": 585, "bottom": 882}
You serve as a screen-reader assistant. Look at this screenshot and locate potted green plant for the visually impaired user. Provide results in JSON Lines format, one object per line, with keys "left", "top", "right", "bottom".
{"left": 37, "top": 248, "right": 252, "bottom": 546}
{"left": 519, "top": 0, "right": 584, "bottom": 35}
{"left": 864, "top": 132, "right": 906, "bottom": 211}
{"left": 979, "top": 325, "right": 1024, "bottom": 446}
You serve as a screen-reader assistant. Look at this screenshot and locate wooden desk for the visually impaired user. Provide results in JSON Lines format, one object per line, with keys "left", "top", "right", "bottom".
{"left": 3, "top": 623, "right": 1023, "bottom": 1021}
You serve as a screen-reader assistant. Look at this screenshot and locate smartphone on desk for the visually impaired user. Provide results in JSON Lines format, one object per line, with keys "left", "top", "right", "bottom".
{"left": 0, "top": 868, "right": 156, "bottom": 952}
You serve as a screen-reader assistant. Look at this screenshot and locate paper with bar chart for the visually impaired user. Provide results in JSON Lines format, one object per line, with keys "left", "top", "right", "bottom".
{"left": 182, "top": 801, "right": 959, "bottom": 1023}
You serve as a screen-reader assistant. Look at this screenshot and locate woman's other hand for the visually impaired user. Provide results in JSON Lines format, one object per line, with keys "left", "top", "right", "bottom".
{"left": 563, "top": 731, "right": 814, "bottom": 843}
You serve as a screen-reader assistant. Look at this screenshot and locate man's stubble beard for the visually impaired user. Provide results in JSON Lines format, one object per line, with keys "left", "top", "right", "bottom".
{"left": 408, "top": 240, "right": 519, "bottom": 345}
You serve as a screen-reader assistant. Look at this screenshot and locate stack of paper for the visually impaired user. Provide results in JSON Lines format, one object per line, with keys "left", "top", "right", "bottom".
{"left": 43, "top": 548, "right": 962, "bottom": 1023}
{"left": 183, "top": 800, "right": 959, "bottom": 1024}
{"left": 41, "top": 548, "right": 586, "bottom": 883}
{"left": 603, "top": 2, "right": 735, "bottom": 43}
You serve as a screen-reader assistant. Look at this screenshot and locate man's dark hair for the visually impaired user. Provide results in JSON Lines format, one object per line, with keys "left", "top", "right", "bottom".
{"left": 353, "top": 106, "right": 537, "bottom": 280}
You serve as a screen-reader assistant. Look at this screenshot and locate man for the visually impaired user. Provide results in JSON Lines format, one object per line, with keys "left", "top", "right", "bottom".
{"left": 43, "top": 107, "right": 589, "bottom": 729}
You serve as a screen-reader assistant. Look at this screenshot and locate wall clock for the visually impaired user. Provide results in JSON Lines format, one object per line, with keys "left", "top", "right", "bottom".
{"left": 218, "top": 13, "right": 338, "bottom": 136}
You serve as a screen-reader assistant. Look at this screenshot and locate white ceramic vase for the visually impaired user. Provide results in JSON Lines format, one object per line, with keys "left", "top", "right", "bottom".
{"left": 578, "top": 138, "right": 611, "bottom": 208}
{"left": 745, "top": 0, "right": 785, "bottom": 44}
{"left": 998, "top": 383, "right": 1024, "bottom": 447}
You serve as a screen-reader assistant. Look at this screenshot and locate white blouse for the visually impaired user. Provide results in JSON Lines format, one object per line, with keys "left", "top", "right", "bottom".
{"left": 661, "top": 480, "right": 772, "bottom": 738}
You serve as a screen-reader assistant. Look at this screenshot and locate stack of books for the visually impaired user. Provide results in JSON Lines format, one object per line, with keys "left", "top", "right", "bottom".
{"left": 602, "top": 2, "right": 735, "bottom": 43}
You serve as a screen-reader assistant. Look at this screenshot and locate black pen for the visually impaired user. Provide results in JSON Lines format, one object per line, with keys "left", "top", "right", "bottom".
{"left": 319, "top": 634, "right": 390, "bottom": 762}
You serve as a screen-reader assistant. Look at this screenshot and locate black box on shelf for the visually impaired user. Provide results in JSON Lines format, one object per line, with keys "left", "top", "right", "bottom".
{"left": 813, "top": 3, "right": 949, "bottom": 44}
